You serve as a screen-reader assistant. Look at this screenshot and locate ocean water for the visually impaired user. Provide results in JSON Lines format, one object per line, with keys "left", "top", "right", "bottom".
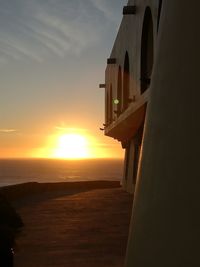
{"left": 0, "top": 159, "right": 124, "bottom": 187}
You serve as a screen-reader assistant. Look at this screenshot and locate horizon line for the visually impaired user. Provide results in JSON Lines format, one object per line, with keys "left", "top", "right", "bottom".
{"left": 0, "top": 157, "right": 124, "bottom": 160}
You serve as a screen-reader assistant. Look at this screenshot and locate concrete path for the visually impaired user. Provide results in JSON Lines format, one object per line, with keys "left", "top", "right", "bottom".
{"left": 14, "top": 188, "right": 133, "bottom": 267}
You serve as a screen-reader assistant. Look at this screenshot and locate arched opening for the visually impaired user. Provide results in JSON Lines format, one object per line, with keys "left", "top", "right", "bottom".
{"left": 109, "top": 84, "right": 113, "bottom": 123}
{"left": 117, "top": 66, "right": 122, "bottom": 115}
{"left": 141, "top": 7, "right": 154, "bottom": 94}
{"left": 106, "top": 90, "right": 109, "bottom": 125}
{"left": 123, "top": 52, "right": 130, "bottom": 111}
{"left": 157, "top": 0, "right": 163, "bottom": 31}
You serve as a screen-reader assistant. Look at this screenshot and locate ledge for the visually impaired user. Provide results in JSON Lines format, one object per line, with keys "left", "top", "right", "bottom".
{"left": 104, "top": 89, "right": 150, "bottom": 142}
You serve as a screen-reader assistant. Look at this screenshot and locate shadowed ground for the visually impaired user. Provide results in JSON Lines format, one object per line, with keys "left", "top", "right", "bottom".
{"left": 14, "top": 187, "right": 133, "bottom": 267}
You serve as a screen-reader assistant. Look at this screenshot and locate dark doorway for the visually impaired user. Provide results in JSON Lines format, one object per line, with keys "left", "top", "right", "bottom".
{"left": 125, "top": 142, "right": 131, "bottom": 181}
{"left": 132, "top": 126, "right": 144, "bottom": 185}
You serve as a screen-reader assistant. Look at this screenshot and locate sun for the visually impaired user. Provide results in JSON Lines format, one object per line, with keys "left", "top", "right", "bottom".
{"left": 31, "top": 127, "right": 120, "bottom": 159}
{"left": 53, "top": 133, "right": 90, "bottom": 159}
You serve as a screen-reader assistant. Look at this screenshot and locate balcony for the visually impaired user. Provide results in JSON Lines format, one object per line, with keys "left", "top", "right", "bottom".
{"left": 105, "top": 89, "right": 150, "bottom": 143}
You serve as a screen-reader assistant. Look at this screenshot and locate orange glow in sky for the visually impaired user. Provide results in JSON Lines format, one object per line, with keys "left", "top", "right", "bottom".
{"left": 0, "top": 126, "right": 124, "bottom": 159}
{"left": 0, "top": 1, "right": 126, "bottom": 160}
{"left": 28, "top": 127, "right": 122, "bottom": 160}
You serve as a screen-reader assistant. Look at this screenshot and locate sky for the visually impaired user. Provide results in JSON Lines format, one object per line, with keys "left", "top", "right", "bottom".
{"left": 0, "top": 0, "right": 127, "bottom": 159}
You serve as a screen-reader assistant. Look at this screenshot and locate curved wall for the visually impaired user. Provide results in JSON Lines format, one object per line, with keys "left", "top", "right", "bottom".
{"left": 125, "top": 0, "right": 200, "bottom": 266}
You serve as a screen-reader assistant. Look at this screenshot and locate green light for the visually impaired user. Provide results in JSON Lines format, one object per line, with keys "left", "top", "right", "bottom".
{"left": 113, "top": 99, "right": 119, "bottom": 105}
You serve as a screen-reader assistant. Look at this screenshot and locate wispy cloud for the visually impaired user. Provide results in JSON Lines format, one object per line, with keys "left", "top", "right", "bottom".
{"left": 0, "top": 0, "right": 122, "bottom": 63}
{"left": 89, "top": 0, "right": 121, "bottom": 24}
{"left": 0, "top": 129, "right": 18, "bottom": 133}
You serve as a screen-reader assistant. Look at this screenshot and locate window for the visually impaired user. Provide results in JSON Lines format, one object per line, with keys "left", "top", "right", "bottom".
{"left": 123, "top": 52, "right": 130, "bottom": 110}
{"left": 141, "top": 7, "right": 154, "bottom": 94}
{"left": 157, "top": 0, "right": 163, "bottom": 31}
{"left": 117, "top": 66, "right": 122, "bottom": 115}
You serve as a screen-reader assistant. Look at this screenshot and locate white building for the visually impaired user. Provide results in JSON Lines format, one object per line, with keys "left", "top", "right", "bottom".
{"left": 103, "top": 0, "right": 162, "bottom": 193}
{"left": 102, "top": 1, "right": 200, "bottom": 266}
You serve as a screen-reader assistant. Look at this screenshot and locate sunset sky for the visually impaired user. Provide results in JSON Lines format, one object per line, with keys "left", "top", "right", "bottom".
{"left": 0, "top": 0, "right": 127, "bottom": 159}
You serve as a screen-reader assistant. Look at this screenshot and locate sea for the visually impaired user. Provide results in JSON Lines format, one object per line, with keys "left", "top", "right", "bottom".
{"left": 0, "top": 159, "right": 124, "bottom": 187}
